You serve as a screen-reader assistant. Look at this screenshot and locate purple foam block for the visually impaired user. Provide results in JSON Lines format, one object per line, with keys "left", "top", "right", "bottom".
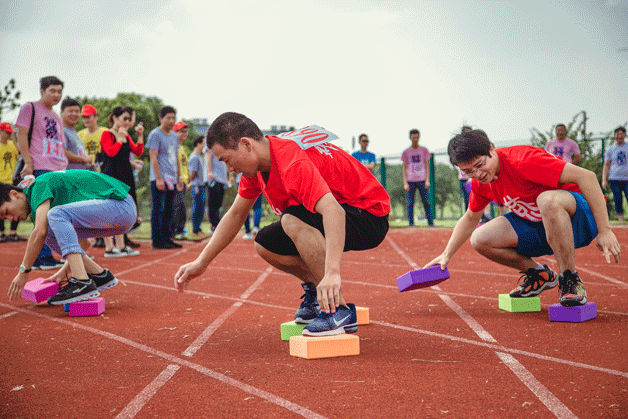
{"left": 69, "top": 298, "right": 105, "bottom": 317}
{"left": 21, "top": 277, "right": 59, "bottom": 303}
{"left": 396, "top": 266, "right": 450, "bottom": 292}
{"left": 548, "top": 302, "right": 597, "bottom": 323}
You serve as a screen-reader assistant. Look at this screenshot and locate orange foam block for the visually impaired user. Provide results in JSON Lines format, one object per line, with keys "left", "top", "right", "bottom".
{"left": 356, "top": 306, "right": 369, "bottom": 325}
{"left": 289, "top": 335, "right": 360, "bottom": 359}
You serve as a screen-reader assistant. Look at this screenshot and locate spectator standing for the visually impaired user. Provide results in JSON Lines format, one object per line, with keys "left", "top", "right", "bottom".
{"left": 602, "top": 126, "right": 628, "bottom": 224}
{"left": 401, "top": 128, "right": 433, "bottom": 226}
{"left": 100, "top": 106, "right": 144, "bottom": 257}
{"left": 351, "top": 133, "right": 376, "bottom": 173}
{"left": 545, "top": 123, "right": 581, "bottom": 165}
{"left": 15, "top": 76, "right": 67, "bottom": 269}
{"left": 78, "top": 104, "right": 107, "bottom": 168}
{"left": 0, "top": 122, "right": 24, "bottom": 242}
{"left": 172, "top": 121, "right": 190, "bottom": 240}
{"left": 187, "top": 136, "right": 207, "bottom": 238}
{"left": 147, "top": 106, "right": 183, "bottom": 249}
{"left": 205, "top": 141, "right": 231, "bottom": 232}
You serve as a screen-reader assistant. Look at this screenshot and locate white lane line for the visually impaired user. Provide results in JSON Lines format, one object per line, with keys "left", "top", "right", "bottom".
{"left": 386, "top": 235, "right": 579, "bottom": 419}
{"left": 496, "top": 352, "right": 578, "bottom": 419}
{"left": 0, "top": 303, "right": 326, "bottom": 419}
{"left": 0, "top": 311, "right": 18, "bottom": 320}
{"left": 182, "top": 266, "right": 273, "bottom": 358}
{"left": 115, "top": 364, "right": 180, "bottom": 419}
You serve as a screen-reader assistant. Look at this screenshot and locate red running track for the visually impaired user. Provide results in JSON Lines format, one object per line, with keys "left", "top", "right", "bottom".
{"left": 0, "top": 227, "right": 627, "bottom": 418}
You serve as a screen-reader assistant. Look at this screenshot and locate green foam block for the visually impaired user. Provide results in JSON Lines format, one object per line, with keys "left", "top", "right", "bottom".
{"left": 281, "top": 321, "right": 306, "bottom": 341}
{"left": 498, "top": 294, "right": 541, "bottom": 312}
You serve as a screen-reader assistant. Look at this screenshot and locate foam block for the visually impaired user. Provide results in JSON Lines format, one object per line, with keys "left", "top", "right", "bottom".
{"left": 281, "top": 321, "right": 306, "bottom": 341}
{"left": 396, "top": 266, "right": 450, "bottom": 292}
{"left": 356, "top": 306, "right": 369, "bottom": 325}
{"left": 69, "top": 298, "right": 105, "bottom": 317}
{"left": 549, "top": 302, "right": 597, "bottom": 322}
{"left": 64, "top": 303, "right": 70, "bottom": 312}
{"left": 21, "top": 278, "right": 59, "bottom": 303}
{"left": 498, "top": 294, "right": 541, "bottom": 312}
{"left": 289, "top": 335, "right": 359, "bottom": 359}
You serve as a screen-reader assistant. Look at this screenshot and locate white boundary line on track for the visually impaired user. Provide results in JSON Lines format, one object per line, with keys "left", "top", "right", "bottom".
{"left": 115, "top": 364, "right": 180, "bottom": 419}
{"left": 0, "top": 311, "right": 18, "bottom": 320}
{"left": 385, "top": 236, "right": 579, "bottom": 419}
{"left": 181, "top": 266, "right": 273, "bottom": 357}
{"left": 0, "top": 302, "right": 327, "bottom": 419}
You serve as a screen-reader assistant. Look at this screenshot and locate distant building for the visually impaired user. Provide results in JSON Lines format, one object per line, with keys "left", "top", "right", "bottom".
{"left": 189, "top": 118, "right": 295, "bottom": 138}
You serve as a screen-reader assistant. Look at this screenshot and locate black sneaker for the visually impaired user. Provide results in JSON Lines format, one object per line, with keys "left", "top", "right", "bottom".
{"left": 0, "top": 234, "right": 6, "bottom": 243}
{"left": 125, "top": 235, "right": 141, "bottom": 248}
{"left": 93, "top": 238, "right": 105, "bottom": 248}
{"left": 302, "top": 303, "right": 358, "bottom": 336}
{"left": 6, "top": 234, "right": 27, "bottom": 242}
{"left": 166, "top": 240, "right": 182, "bottom": 249}
{"left": 509, "top": 265, "right": 558, "bottom": 298}
{"left": 47, "top": 277, "right": 100, "bottom": 305}
{"left": 88, "top": 269, "right": 118, "bottom": 291}
{"left": 559, "top": 270, "right": 587, "bottom": 307}
{"left": 294, "top": 282, "right": 320, "bottom": 324}
{"left": 32, "top": 256, "right": 65, "bottom": 270}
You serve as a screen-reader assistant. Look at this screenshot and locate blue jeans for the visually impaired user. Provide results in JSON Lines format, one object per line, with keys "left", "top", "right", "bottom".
{"left": 407, "top": 181, "right": 433, "bottom": 226}
{"left": 244, "top": 195, "right": 263, "bottom": 233}
{"left": 32, "top": 170, "right": 53, "bottom": 261}
{"left": 609, "top": 180, "right": 628, "bottom": 216}
{"left": 45, "top": 195, "right": 136, "bottom": 257}
{"left": 151, "top": 181, "right": 175, "bottom": 244}
{"left": 191, "top": 185, "right": 206, "bottom": 234}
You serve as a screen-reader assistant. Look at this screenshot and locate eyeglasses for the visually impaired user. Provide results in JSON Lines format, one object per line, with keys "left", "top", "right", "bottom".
{"left": 460, "top": 156, "right": 488, "bottom": 177}
{"left": 360, "top": 140, "right": 369, "bottom": 143}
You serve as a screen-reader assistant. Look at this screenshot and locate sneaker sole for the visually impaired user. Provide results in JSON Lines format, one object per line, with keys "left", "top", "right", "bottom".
{"left": 560, "top": 296, "right": 587, "bottom": 307}
{"left": 48, "top": 290, "right": 100, "bottom": 305}
{"left": 96, "top": 278, "right": 118, "bottom": 291}
{"left": 33, "top": 264, "right": 64, "bottom": 270}
{"left": 294, "top": 317, "right": 316, "bottom": 324}
{"left": 302, "top": 323, "right": 358, "bottom": 337}
{"left": 104, "top": 252, "right": 127, "bottom": 258}
{"left": 510, "top": 279, "right": 558, "bottom": 298}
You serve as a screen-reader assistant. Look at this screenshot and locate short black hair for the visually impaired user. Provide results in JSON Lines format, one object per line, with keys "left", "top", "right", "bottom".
{"left": 206, "top": 112, "right": 264, "bottom": 150}
{"left": 447, "top": 129, "right": 492, "bottom": 166}
{"left": 556, "top": 123, "right": 567, "bottom": 131}
{"left": 359, "top": 133, "right": 368, "bottom": 140}
{"left": 409, "top": 129, "right": 420, "bottom": 138}
{"left": 61, "top": 97, "right": 80, "bottom": 111}
{"left": 193, "top": 135, "right": 205, "bottom": 147}
{"left": 614, "top": 126, "right": 626, "bottom": 135}
{"left": 160, "top": 106, "right": 176, "bottom": 119}
{"left": 0, "top": 182, "right": 24, "bottom": 206}
{"left": 40, "top": 76, "right": 64, "bottom": 91}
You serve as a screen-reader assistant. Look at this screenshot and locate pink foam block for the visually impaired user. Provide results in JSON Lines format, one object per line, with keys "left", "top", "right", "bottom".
{"left": 549, "top": 302, "right": 597, "bottom": 322}
{"left": 69, "top": 298, "right": 105, "bottom": 317}
{"left": 396, "top": 266, "right": 450, "bottom": 292}
{"left": 21, "top": 277, "right": 59, "bottom": 303}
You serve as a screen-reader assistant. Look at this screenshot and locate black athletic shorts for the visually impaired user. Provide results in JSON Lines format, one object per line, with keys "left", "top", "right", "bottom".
{"left": 254, "top": 203, "right": 389, "bottom": 256}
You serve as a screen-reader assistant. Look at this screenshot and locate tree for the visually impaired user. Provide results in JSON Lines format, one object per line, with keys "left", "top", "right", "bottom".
{"left": 434, "top": 162, "right": 460, "bottom": 218}
{"left": 0, "top": 79, "right": 21, "bottom": 121}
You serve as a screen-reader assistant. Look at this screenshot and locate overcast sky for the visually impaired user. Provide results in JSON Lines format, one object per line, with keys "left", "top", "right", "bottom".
{"left": 1, "top": 0, "right": 626, "bottom": 156}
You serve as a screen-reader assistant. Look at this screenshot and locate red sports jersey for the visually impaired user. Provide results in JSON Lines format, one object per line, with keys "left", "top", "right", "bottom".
{"left": 239, "top": 136, "right": 390, "bottom": 217}
{"left": 469, "top": 146, "right": 580, "bottom": 222}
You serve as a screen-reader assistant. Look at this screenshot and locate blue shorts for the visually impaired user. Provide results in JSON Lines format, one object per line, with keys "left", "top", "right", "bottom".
{"left": 504, "top": 191, "right": 598, "bottom": 257}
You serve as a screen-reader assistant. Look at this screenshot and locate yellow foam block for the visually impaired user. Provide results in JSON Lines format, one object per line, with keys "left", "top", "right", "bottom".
{"left": 289, "top": 335, "right": 360, "bottom": 359}
{"left": 355, "top": 306, "right": 369, "bottom": 325}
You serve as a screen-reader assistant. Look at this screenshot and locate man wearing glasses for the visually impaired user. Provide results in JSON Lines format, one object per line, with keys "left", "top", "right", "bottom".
{"left": 425, "top": 129, "right": 620, "bottom": 307}
{"left": 351, "top": 133, "right": 376, "bottom": 173}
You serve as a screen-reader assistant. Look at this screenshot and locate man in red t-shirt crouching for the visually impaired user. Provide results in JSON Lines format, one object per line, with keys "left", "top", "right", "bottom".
{"left": 174, "top": 112, "right": 390, "bottom": 336}
{"left": 425, "top": 129, "right": 620, "bottom": 307}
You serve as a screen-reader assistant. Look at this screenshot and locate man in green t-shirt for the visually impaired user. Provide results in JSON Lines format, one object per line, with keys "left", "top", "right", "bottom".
{"left": 1, "top": 171, "right": 137, "bottom": 304}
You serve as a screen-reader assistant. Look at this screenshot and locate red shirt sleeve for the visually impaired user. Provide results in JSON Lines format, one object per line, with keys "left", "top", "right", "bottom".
{"left": 101, "top": 131, "right": 122, "bottom": 157}
{"left": 239, "top": 174, "right": 263, "bottom": 200}
{"left": 128, "top": 137, "right": 144, "bottom": 156}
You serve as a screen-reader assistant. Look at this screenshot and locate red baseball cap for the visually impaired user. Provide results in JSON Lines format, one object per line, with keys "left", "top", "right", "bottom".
{"left": 81, "top": 104, "right": 98, "bottom": 117}
{"left": 173, "top": 121, "right": 189, "bottom": 131}
{"left": 0, "top": 122, "right": 14, "bottom": 133}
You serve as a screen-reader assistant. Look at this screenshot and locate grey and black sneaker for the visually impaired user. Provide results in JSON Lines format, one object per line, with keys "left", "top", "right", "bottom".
{"left": 47, "top": 277, "right": 100, "bottom": 305}
{"left": 559, "top": 270, "right": 587, "bottom": 307}
{"left": 89, "top": 269, "right": 118, "bottom": 291}
{"left": 509, "top": 264, "right": 558, "bottom": 298}
{"left": 294, "top": 282, "right": 320, "bottom": 324}
{"left": 302, "top": 303, "right": 358, "bottom": 337}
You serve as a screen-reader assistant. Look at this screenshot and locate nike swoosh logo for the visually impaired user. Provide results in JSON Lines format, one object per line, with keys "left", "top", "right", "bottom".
{"left": 333, "top": 314, "right": 351, "bottom": 327}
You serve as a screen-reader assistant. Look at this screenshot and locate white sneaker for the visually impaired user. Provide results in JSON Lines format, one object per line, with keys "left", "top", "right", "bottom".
{"left": 121, "top": 246, "right": 140, "bottom": 256}
{"left": 252, "top": 227, "right": 259, "bottom": 234}
{"left": 242, "top": 233, "right": 253, "bottom": 240}
{"left": 104, "top": 247, "right": 124, "bottom": 258}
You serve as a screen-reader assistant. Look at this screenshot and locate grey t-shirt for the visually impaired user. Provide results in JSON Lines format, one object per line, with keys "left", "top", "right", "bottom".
{"left": 605, "top": 143, "right": 628, "bottom": 180}
{"left": 188, "top": 152, "right": 207, "bottom": 187}
{"left": 203, "top": 145, "right": 228, "bottom": 185}
{"left": 146, "top": 127, "right": 179, "bottom": 186}
{"left": 63, "top": 126, "right": 89, "bottom": 170}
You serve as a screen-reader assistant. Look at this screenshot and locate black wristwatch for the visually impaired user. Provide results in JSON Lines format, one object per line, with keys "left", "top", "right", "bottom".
{"left": 19, "top": 265, "right": 31, "bottom": 274}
